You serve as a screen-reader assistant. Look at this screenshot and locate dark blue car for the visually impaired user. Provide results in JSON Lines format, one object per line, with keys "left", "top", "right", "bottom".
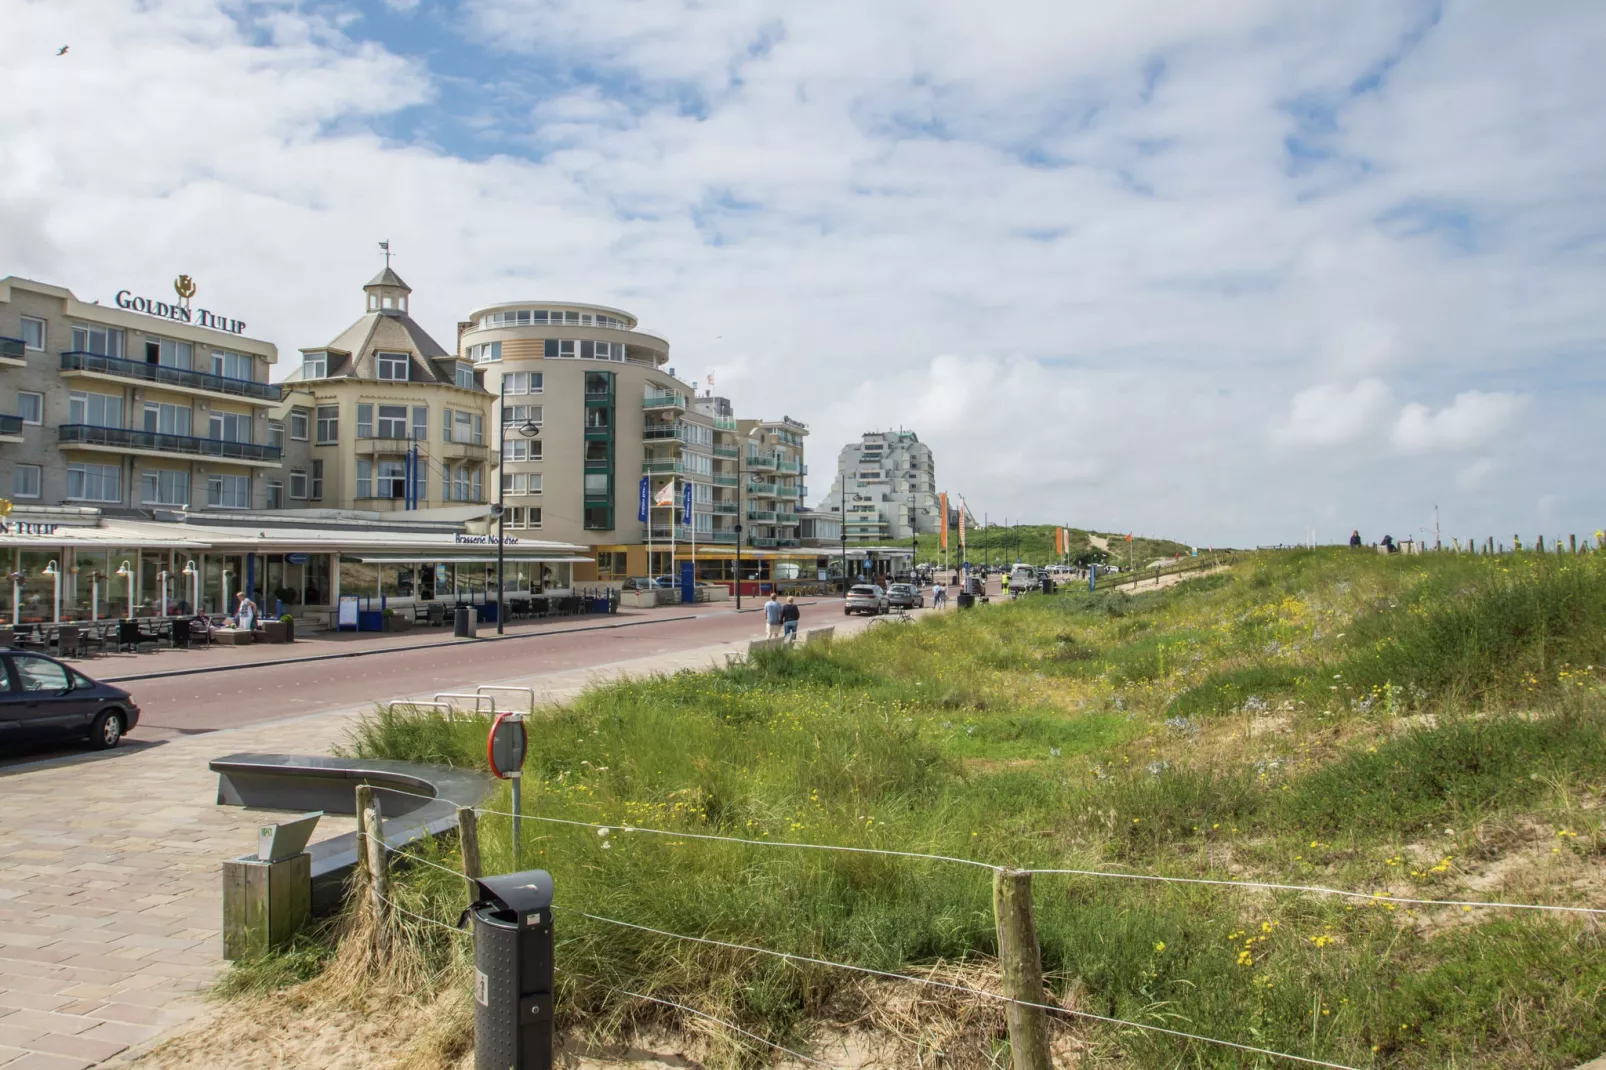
{"left": 0, "top": 649, "right": 141, "bottom": 751}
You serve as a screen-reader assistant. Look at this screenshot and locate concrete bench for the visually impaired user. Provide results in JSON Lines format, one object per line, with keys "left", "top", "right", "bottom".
{"left": 748, "top": 637, "right": 788, "bottom": 656}
{"left": 209, "top": 628, "right": 255, "bottom": 645}
{"left": 805, "top": 626, "right": 835, "bottom": 647}
{"left": 210, "top": 753, "right": 492, "bottom": 919}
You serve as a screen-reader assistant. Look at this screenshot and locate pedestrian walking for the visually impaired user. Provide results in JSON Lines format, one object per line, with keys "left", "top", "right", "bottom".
{"left": 763, "top": 592, "right": 783, "bottom": 639}
{"left": 780, "top": 596, "right": 801, "bottom": 641}
{"left": 932, "top": 585, "right": 947, "bottom": 609}
{"left": 235, "top": 591, "right": 259, "bottom": 631}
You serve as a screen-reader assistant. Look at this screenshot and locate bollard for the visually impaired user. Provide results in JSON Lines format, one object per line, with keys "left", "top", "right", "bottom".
{"left": 1571, "top": 534, "right": 1578, "bottom": 555}
{"left": 469, "top": 871, "right": 555, "bottom": 1070}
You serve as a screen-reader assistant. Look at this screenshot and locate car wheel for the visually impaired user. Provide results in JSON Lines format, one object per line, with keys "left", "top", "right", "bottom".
{"left": 844, "top": 608, "right": 852, "bottom": 616}
{"left": 88, "top": 710, "right": 124, "bottom": 751}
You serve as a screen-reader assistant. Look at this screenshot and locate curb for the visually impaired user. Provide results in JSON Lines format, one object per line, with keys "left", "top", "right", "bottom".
{"left": 99, "top": 612, "right": 702, "bottom": 684}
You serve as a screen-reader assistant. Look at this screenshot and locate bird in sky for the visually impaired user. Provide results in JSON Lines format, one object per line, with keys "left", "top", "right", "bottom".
{"left": 56, "top": 45, "right": 69, "bottom": 55}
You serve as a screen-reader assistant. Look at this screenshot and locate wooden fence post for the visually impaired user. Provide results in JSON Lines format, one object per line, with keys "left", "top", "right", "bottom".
{"left": 993, "top": 869, "right": 1052, "bottom": 1070}
{"left": 1571, "top": 534, "right": 1579, "bottom": 555}
{"left": 356, "top": 784, "right": 390, "bottom": 955}
{"left": 457, "top": 806, "right": 482, "bottom": 904}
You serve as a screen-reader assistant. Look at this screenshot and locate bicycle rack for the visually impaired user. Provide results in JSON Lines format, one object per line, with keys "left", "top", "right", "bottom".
{"left": 433, "top": 692, "right": 496, "bottom": 720}
{"left": 477, "top": 685, "right": 537, "bottom": 713}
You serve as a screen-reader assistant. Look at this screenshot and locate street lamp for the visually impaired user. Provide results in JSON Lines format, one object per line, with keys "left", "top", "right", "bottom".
{"left": 42, "top": 559, "right": 59, "bottom": 624}
{"left": 911, "top": 534, "right": 918, "bottom": 586}
{"left": 495, "top": 367, "right": 542, "bottom": 636}
{"left": 7, "top": 571, "right": 21, "bottom": 626}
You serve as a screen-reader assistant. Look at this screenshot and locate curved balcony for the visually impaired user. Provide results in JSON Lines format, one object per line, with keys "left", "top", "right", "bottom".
{"left": 746, "top": 482, "right": 780, "bottom": 497}
{"left": 59, "top": 424, "right": 282, "bottom": 466}
{"left": 642, "top": 392, "right": 687, "bottom": 412}
{"left": 60, "top": 351, "right": 282, "bottom": 403}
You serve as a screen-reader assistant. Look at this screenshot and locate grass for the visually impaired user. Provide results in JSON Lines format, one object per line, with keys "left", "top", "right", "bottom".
{"left": 250, "top": 547, "right": 1606, "bottom": 1068}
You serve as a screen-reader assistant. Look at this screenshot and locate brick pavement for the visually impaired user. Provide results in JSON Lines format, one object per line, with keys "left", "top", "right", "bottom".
{"left": 0, "top": 619, "right": 880, "bottom": 1068}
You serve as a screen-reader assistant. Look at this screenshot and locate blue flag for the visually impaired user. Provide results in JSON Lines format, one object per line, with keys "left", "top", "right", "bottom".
{"left": 682, "top": 482, "right": 693, "bottom": 526}
{"left": 638, "top": 476, "right": 649, "bottom": 523}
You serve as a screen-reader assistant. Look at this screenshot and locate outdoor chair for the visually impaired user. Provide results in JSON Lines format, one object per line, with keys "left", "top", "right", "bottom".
{"left": 51, "top": 625, "right": 82, "bottom": 659}
{"left": 189, "top": 618, "right": 212, "bottom": 647}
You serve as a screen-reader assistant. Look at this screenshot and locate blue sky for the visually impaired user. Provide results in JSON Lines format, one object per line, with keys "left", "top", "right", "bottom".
{"left": 4, "top": 0, "right": 1604, "bottom": 544}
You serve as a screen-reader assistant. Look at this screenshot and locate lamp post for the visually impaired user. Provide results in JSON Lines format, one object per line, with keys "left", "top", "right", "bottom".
{"left": 911, "top": 534, "right": 918, "bottom": 586}
{"left": 42, "top": 560, "right": 59, "bottom": 624}
{"left": 116, "top": 560, "right": 134, "bottom": 620}
{"left": 840, "top": 463, "right": 848, "bottom": 598}
{"left": 8, "top": 572, "right": 21, "bottom": 626}
{"left": 91, "top": 569, "right": 102, "bottom": 621}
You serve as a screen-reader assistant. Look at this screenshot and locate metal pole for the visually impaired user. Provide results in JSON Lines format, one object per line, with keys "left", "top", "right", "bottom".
{"left": 510, "top": 771, "right": 522, "bottom": 869}
{"left": 841, "top": 461, "right": 847, "bottom": 597}
{"left": 497, "top": 376, "right": 506, "bottom": 635}
{"left": 735, "top": 448, "right": 743, "bottom": 610}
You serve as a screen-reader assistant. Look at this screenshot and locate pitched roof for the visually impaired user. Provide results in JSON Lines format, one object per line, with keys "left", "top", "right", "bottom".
{"left": 316, "top": 311, "right": 457, "bottom": 383}
{"left": 365, "top": 266, "right": 411, "bottom": 290}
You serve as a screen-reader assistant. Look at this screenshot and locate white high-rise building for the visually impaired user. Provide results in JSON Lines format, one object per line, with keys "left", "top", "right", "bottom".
{"left": 820, "top": 430, "right": 937, "bottom": 543}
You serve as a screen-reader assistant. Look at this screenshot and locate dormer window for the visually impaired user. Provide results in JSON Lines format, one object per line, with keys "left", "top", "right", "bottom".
{"left": 377, "top": 352, "right": 409, "bottom": 381}
{"left": 303, "top": 352, "right": 327, "bottom": 379}
{"left": 455, "top": 362, "right": 474, "bottom": 389}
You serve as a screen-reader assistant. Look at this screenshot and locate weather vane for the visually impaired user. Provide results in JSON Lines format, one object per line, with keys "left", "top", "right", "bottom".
{"left": 379, "top": 239, "right": 392, "bottom": 268}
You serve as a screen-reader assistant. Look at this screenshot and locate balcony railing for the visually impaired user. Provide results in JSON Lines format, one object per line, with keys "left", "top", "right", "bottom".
{"left": 751, "top": 537, "right": 779, "bottom": 549}
{"left": 776, "top": 458, "right": 800, "bottom": 474}
{"left": 712, "top": 474, "right": 738, "bottom": 487}
{"left": 746, "top": 452, "right": 778, "bottom": 469}
{"left": 707, "top": 531, "right": 738, "bottom": 544}
{"left": 643, "top": 393, "right": 688, "bottom": 410}
{"left": 746, "top": 510, "right": 777, "bottom": 522}
{"left": 643, "top": 424, "right": 678, "bottom": 440}
{"left": 713, "top": 416, "right": 737, "bottom": 431}
{"left": 1, "top": 337, "right": 25, "bottom": 361}
{"left": 712, "top": 445, "right": 739, "bottom": 458}
{"left": 61, "top": 351, "right": 282, "bottom": 402}
{"left": 777, "top": 538, "right": 801, "bottom": 548}
{"left": 642, "top": 459, "right": 685, "bottom": 474}
{"left": 0, "top": 414, "right": 23, "bottom": 436}
{"left": 712, "top": 501, "right": 738, "bottom": 514}
{"left": 584, "top": 457, "right": 612, "bottom": 472}
{"left": 747, "top": 482, "right": 780, "bottom": 496}
{"left": 58, "top": 423, "right": 283, "bottom": 462}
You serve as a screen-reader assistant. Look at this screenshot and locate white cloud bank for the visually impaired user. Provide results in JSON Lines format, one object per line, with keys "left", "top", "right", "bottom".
{"left": 1, "top": 0, "right": 1603, "bottom": 544}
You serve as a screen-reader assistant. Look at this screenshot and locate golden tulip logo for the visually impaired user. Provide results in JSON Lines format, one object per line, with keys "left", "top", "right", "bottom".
{"left": 174, "top": 274, "right": 197, "bottom": 310}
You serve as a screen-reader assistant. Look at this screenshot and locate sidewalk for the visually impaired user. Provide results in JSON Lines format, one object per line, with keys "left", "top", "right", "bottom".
{"left": 0, "top": 616, "right": 882, "bottom": 1069}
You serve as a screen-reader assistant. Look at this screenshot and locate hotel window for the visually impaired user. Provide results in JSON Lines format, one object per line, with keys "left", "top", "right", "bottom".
{"left": 303, "top": 353, "right": 327, "bottom": 379}
{"left": 543, "top": 339, "right": 577, "bottom": 359}
{"left": 453, "top": 410, "right": 473, "bottom": 444}
{"left": 268, "top": 420, "right": 285, "bottom": 449}
{"left": 505, "top": 506, "right": 524, "bottom": 528}
{"left": 212, "top": 350, "right": 254, "bottom": 381}
{"left": 504, "top": 405, "right": 542, "bottom": 426}
{"left": 467, "top": 341, "right": 501, "bottom": 364}
{"left": 289, "top": 469, "right": 308, "bottom": 500}
{"left": 356, "top": 459, "right": 372, "bottom": 498}
{"left": 309, "top": 459, "right": 323, "bottom": 500}
{"left": 585, "top": 408, "right": 609, "bottom": 429}
{"left": 455, "top": 362, "right": 475, "bottom": 389}
{"left": 501, "top": 472, "right": 542, "bottom": 496}
{"left": 71, "top": 323, "right": 125, "bottom": 358}
{"left": 376, "top": 352, "right": 409, "bottom": 381}
{"left": 266, "top": 480, "right": 284, "bottom": 509}
{"left": 357, "top": 403, "right": 373, "bottom": 438}
{"left": 12, "top": 464, "right": 42, "bottom": 500}
{"left": 471, "top": 468, "right": 482, "bottom": 501}
{"left": 68, "top": 463, "right": 122, "bottom": 503}
{"left": 377, "top": 461, "right": 406, "bottom": 499}
{"left": 504, "top": 439, "right": 542, "bottom": 462}
{"left": 69, "top": 390, "right": 123, "bottom": 428}
{"left": 377, "top": 404, "right": 407, "bottom": 439}
{"left": 505, "top": 371, "right": 542, "bottom": 395}
{"left": 20, "top": 317, "right": 45, "bottom": 351}
{"left": 411, "top": 405, "right": 428, "bottom": 441}
{"left": 527, "top": 506, "right": 542, "bottom": 528}
{"left": 452, "top": 466, "right": 469, "bottom": 501}
{"left": 209, "top": 410, "right": 252, "bottom": 443}
{"left": 208, "top": 473, "right": 250, "bottom": 509}
{"left": 143, "top": 337, "right": 192, "bottom": 369}
{"left": 411, "top": 461, "right": 426, "bottom": 502}
{"left": 140, "top": 469, "right": 189, "bottom": 506}
{"left": 316, "top": 404, "right": 339, "bottom": 443}
{"left": 289, "top": 408, "right": 310, "bottom": 440}
{"left": 143, "top": 402, "right": 192, "bottom": 437}
{"left": 17, "top": 392, "right": 43, "bottom": 424}
{"left": 442, "top": 407, "right": 454, "bottom": 441}
{"left": 583, "top": 505, "right": 612, "bottom": 530}
{"left": 583, "top": 473, "right": 609, "bottom": 497}
{"left": 473, "top": 413, "right": 484, "bottom": 445}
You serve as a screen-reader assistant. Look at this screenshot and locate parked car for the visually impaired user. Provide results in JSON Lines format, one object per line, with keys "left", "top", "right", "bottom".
{"left": 844, "top": 584, "right": 889, "bottom": 615}
{"left": 0, "top": 649, "right": 141, "bottom": 750}
{"left": 620, "top": 577, "right": 670, "bottom": 592}
{"left": 886, "top": 583, "right": 924, "bottom": 609}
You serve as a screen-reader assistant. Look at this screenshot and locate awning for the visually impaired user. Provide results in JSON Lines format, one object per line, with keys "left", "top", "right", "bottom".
{"left": 353, "top": 555, "right": 595, "bottom": 564}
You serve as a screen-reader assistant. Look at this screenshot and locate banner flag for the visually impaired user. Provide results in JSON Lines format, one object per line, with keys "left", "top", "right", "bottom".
{"left": 682, "top": 482, "right": 693, "bottom": 526}
{"left": 958, "top": 508, "right": 967, "bottom": 552}
{"left": 654, "top": 480, "right": 676, "bottom": 506}
{"left": 940, "top": 493, "right": 949, "bottom": 550}
{"left": 637, "top": 477, "right": 649, "bottom": 523}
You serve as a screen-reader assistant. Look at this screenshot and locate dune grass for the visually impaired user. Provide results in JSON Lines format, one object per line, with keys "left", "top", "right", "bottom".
{"left": 310, "top": 548, "right": 1606, "bottom": 1067}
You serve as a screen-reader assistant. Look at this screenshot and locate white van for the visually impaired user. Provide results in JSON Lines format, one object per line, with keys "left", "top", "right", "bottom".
{"left": 1008, "top": 565, "right": 1038, "bottom": 590}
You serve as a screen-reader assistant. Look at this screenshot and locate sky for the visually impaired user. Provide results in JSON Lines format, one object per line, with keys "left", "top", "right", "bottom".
{"left": 4, "top": 0, "right": 1604, "bottom": 547}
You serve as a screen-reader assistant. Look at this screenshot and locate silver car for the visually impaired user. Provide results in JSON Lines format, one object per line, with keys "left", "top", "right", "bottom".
{"left": 844, "top": 584, "right": 889, "bottom": 615}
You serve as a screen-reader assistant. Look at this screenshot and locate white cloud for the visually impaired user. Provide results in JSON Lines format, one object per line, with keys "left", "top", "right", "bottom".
{"left": 1391, "top": 391, "right": 1527, "bottom": 454}
{"left": 1272, "top": 379, "right": 1394, "bottom": 448}
{"left": 0, "top": 0, "right": 1602, "bottom": 544}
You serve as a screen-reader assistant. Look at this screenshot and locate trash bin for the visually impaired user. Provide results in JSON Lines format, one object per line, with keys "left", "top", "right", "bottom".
{"left": 468, "top": 870, "right": 554, "bottom": 1070}
{"left": 957, "top": 591, "right": 975, "bottom": 610}
{"left": 454, "top": 605, "right": 477, "bottom": 638}
{"left": 1040, "top": 577, "right": 1055, "bottom": 594}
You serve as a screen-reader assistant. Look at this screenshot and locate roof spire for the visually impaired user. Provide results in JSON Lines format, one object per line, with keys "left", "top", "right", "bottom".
{"left": 379, "top": 239, "right": 392, "bottom": 268}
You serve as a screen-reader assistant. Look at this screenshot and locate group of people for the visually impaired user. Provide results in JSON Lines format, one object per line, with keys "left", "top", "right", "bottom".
{"left": 762, "top": 594, "right": 803, "bottom": 640}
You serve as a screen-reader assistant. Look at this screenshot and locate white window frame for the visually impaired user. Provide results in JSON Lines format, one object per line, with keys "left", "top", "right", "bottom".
{"left": 289, "top": 469, "right": 308, "bottom": 500}
{"left": 12, "top": 464, "right": 42, "bottom": 499}
{"left": 376, "top": 352, "right": 409, "bottom": 381}
{"left": 265, "top": 479, "right": 285, "bottom": 509}
{"left": 289, "top": 408, "right": 310, "bottom": 441}
{"left": 268, "top": 420, "right": 285, "bottom": 450}
{"left": 67, "top": 462, "right": 122, "bottom": 503}
{"left": 316, "top": 404, "right": 339, "bottom": 444}
{"left": 69, "top": 390, "right": 123, "bottom": 428}
{"left": 140, "top": 469, "right": 190, "bottom": 506}
{"left": 20, "top": 316, "right": 45, "bottom": 351}
{"left": 16, "top": 391, "right": 43, "bottom": 425}
{"left": 208, "top": 473, "right": 251, "bottom": 509}
{"left": 376, "top": 404, "right": 407, "bottom": 439}
{"left": 303, "top": 353, "right": 327, "bottom": 379}
{"left": 455, "top": 362, "right": 474, "bottom": 389}
{"left": 309, "top": 459, "right": 323, "bottom": 500}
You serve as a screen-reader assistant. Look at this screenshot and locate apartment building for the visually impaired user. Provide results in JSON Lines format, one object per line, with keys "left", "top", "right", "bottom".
{"left": 278, "top": 268, "right": 495, "bottom": 511}
{"left": 1, "top": 275, "right": 282, "bottom": 514}
{"left": 821, "top": 429, "right": 938, "bottom": 543}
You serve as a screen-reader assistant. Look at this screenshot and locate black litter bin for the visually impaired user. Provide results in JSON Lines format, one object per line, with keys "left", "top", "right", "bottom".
{"left": 1040, "top": 577, "right": 1055, "bottom": 594}
{"left": 454, "top": 605, "right": 476, "bottom": 638}
{"left": 468, "top": 870, "right": 554, "bottom": 1070}
{"left": 957, "top": 591, "right": 975, "bottom": 610}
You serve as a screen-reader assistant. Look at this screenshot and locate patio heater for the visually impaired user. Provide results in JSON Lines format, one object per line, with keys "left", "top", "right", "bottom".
{"left": 90, "top": 570, "right": 101, "bottom": 621}
{"left": 157, "top": 569, "right": 171, "bottom": 616}
{"left": 115, "top": 560, "right": 133, "bottom": 620}
{"left": 183, "top": 560, "right": 198, "bottom": 614}
{"left": 222, "top": 568, "right": 233, "bottom": 619}
{"left": 42, "top": 560, "right": 60, "bottom": 624}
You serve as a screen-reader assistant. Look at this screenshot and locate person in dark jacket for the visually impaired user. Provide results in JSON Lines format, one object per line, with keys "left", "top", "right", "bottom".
{"left": 1349, "top": 530, "right": 1362, "bottom": 548}
{"left": 780, "top": 596, "right": 801, "bottom": 641}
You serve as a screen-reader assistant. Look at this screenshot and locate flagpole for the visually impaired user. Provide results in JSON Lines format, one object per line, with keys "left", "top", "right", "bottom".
{"left": 670, "top": 477, "right": 677, "bottom": 584}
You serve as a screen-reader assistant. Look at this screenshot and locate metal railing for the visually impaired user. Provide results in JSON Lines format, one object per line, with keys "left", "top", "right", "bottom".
{"left": 746, "top": 452, "right": 778, "bottom": 469}
{"left": 58, "top": 423, "right": 283, "bottom": 462}
{"left": 751, "top": 537, "right": 779, "bottom": 549}
{"left": 0, "top": 414, "right": 23, "bottom": 436}
{"left": 712, "top": 445, "right": 739, "bottom": 458}
{"left": 706, "top": 531, "right": 738, "bottom": 543}
{"left": 60, "top": 350, "right": 281, "bottom": 401}
{"left": 642, "top": 424, "right": 678, "bottom": 440}
{"left": 712, "top": 501, "right": 738, "bottom": 513}
{"left": 712, "top": 474, "right": 738, "bottom": 486}
{"left": 747, "top": 482, "right": 780, "bottom": 496}
{"left": 642, "top": 459, "right": 685, "bottom": 474}
{"left": 0, "top": 337, "right": 25, "bottom": 360}
{"left": 747, "top": 510, "right": 778, "bottom": 521}
{"left": 642, "top": 393, "right": 688, "bottom": 410}
{"left": 713, "top": 416, "right": 737, "bottom": 431}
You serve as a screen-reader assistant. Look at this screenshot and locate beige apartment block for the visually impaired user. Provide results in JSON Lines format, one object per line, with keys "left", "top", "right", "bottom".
{"left": 277, "top": 269, "right": 496, "bottom": 511}
{"left": 1, "top": 275, "right": 281, "bottom": 515}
